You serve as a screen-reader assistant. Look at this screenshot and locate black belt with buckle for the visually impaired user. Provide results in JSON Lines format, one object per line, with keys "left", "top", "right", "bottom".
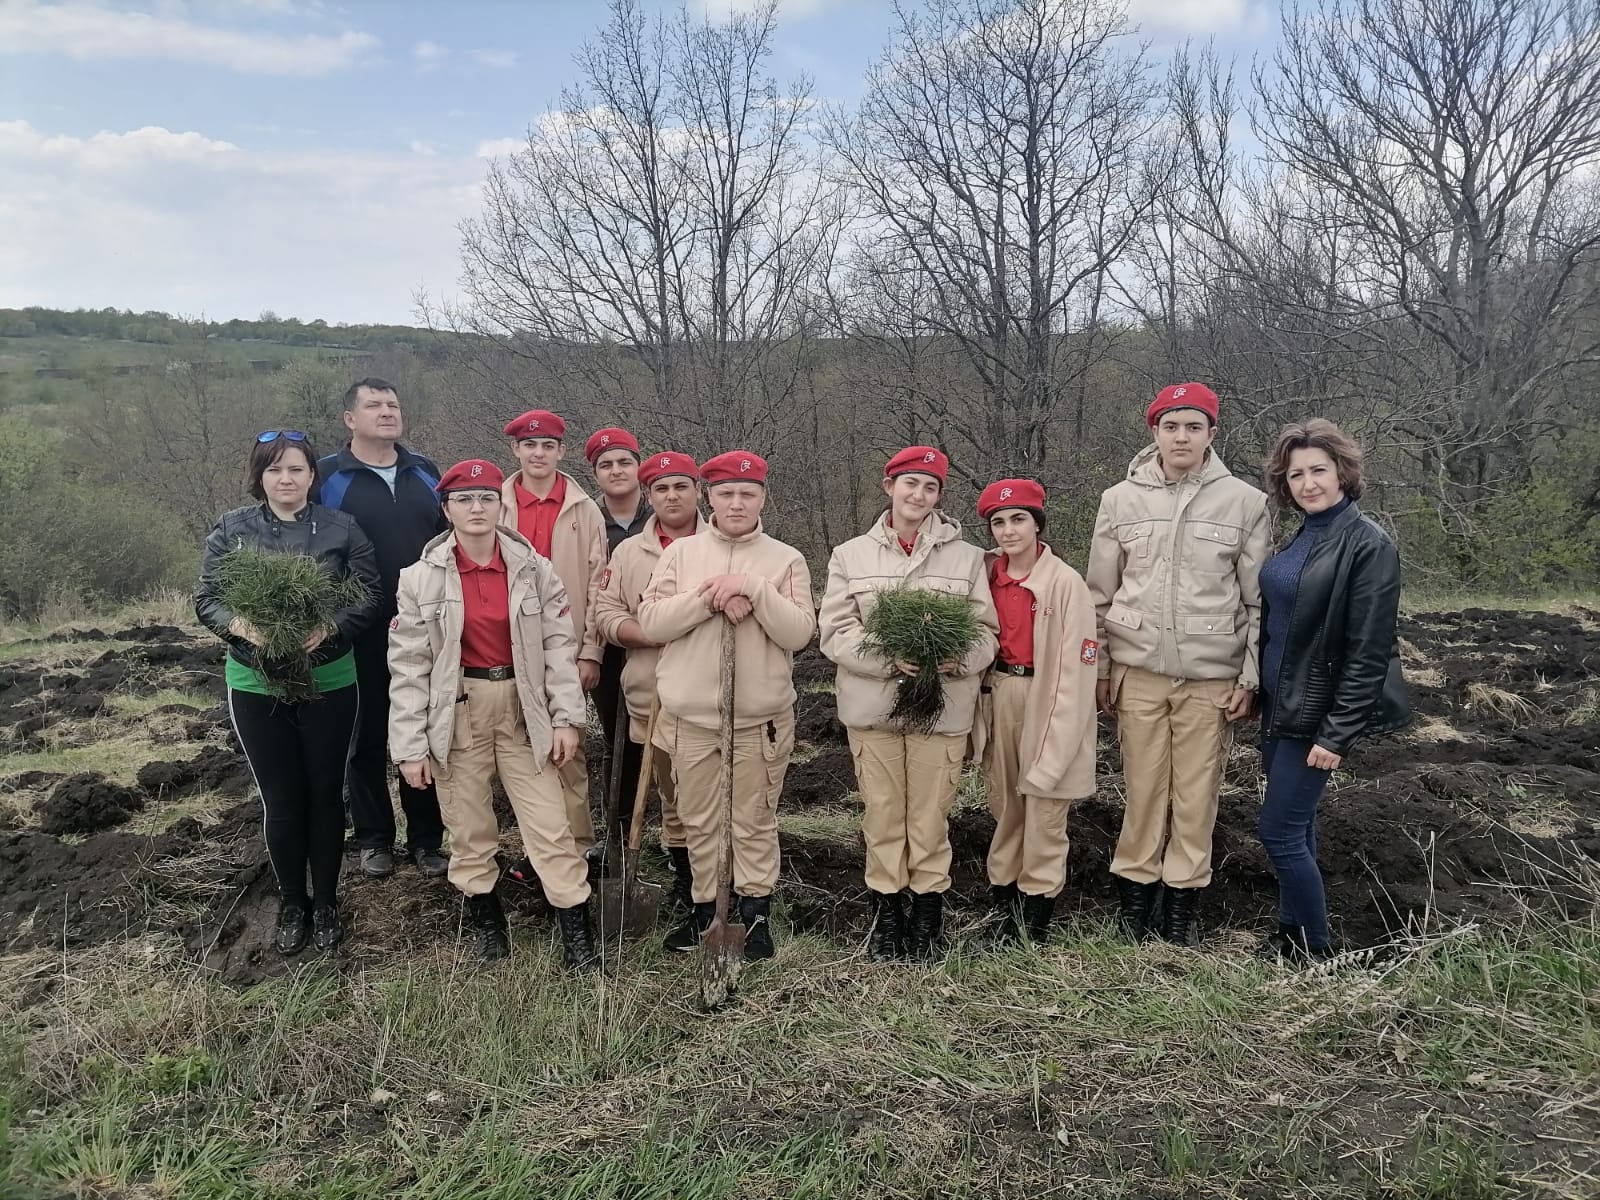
{"left": 463, "top": 665, "right": 515, "bottom": 681}
{"left": 993, "top": 661, "right": 1035, "bottom": 677}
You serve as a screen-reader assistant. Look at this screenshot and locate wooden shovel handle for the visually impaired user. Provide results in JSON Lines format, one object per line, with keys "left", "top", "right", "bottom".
{"left": 625, "top": 700, "right": 660, "bottom": 861}
{"left": 715, "top": 618, "right": 736, "bottom": 922}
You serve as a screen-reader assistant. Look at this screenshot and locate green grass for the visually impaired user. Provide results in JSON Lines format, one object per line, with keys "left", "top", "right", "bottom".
{"left": 103, "top": 689, "right": 213, "bottom": 720}
{"left": 778, "top": 802, "right": 861, "bottom": 841}
{"left": 3, "top": 914, "right": 1595, "bottom": 1198}
{"left": 0, "top": 738, "right": 156, "bottom": 784}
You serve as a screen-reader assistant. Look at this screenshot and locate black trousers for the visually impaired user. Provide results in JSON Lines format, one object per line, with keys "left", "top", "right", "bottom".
{"left": 229, "top": 683, "right": 358, "bottom": 907}
{"left": 593, "top": 643, "right": 642, "bottom": 839}
{"left": 346, "top": 624, "right": 444, "bottom": 852}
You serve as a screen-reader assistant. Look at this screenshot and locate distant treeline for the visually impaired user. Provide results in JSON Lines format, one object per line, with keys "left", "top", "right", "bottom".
{"left": 0, "top": 307, "right": 435, "bottom": 352}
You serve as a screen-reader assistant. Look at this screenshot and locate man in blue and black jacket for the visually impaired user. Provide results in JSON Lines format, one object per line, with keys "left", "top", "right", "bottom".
{"left": 316, "top": 377, "right": 449, "bottom": 879}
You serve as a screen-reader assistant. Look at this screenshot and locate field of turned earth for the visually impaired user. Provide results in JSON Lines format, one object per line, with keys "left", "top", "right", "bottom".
{"left": 1, "top": 602, "right": 1596, "bottom": 1198}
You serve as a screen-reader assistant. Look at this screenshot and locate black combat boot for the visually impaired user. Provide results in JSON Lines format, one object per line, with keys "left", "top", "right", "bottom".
{"left": 467, "top": 891, "right": 510, "bottom": 962}
{"left": 908, "top": 891, "right": 945, "bottom": 962}
{"left": 1254, "top": 922, "right": 1305, "bottom": 962}
{"left": 1160, "top": 886, "right": 1200, "bottom": 947}
{"left": 868, "top": 891, "right": 905, "bottom": 962}
{"left": 275, "top": 900, "right": 311, "bottom": 956}
{"left": 1115, "top": 876, "right": 1160, "bottom": 942}
{"left": 739, "top": 895, "right": 775, "bottom": 961}
{"left": 663, "top": 901, "right": 714, "bottom": 952}
{"left": 555, "top": 900, "right": 598, "bottom": 972}
{"left": 1021, "top": 892, "right": 1056, "bottom": 944}
{"left": 987, "top": 883, "right": 1022, "bottom": 944}
{"left": 667, "top": 846, "right": 695, "bottom": 913}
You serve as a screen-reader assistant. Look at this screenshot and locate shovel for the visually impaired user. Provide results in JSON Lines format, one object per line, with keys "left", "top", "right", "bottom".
{"left": 700, "top": 618, "right": 744, "bottom": 1010}
{"left": 594, "top": 700, "right": 664, "bottom": 940}
{"left": 595, "top": 688, "right": 631, "bottom": 879}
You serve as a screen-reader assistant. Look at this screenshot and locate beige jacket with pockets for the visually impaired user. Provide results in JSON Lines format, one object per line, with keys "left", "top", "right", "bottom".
{"left": 1085, "top": 443, "right": 1270, "bottom": 689}
{"left": 638, "top": 520, "right": 816, "bottom": 731}
{"left": 818, "top": 511, "right": 1000, "bottom": 737}
{"left": 592, "top": 511, "right": 705, "bottom": 729}
{"left": 973, "top": 545, "right": 1098, "bottom": 799}
{"left": 498, "top": 469, "right": 607, "bottom": 665}
{"left": 387, "top": 528, "right": 585, "bottom": 770}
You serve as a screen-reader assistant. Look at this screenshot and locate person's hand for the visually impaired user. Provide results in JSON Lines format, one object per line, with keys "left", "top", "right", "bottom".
{"left": 301, "top": 623, "right": 332, "bottom": 653}
{"left": 399, "top": 759, "right": 433, "bottom": 789}
{"left": 551, "top": 726, "right": 581, "bottom": 767}
{"left": 1307, "top": 744, "right": 1342, "bottom": 771}
{"left": 578, "top": 659, "right": 601, "bottom": 691}
{"left": 894, "top": 658, "right": 922, "bottom": 677}
{"left": 723, "top": 595, "right": 754, "bottom": 624}
{"left": 698, "top": 574, "right": 748, "bottom": 612}
{"left": 1096, "top": 678, "right": 1116, "bottom": 716}
{"left": 937, "top": 658, "right": 961, "bottom": 677}
{"left": 1224, "top": 687, "right": 1255, "bottom": 722}
{"left": 228, "top": 617, "right": 266, "bottom": 647}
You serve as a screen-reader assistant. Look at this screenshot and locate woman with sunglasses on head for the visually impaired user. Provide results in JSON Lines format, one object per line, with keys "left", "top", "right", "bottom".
{"left": 195, "top": 430, "right": 381, "bottom": 956}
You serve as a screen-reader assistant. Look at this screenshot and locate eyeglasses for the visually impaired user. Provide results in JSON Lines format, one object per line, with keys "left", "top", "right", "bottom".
{"left": 446, "top": 491, "right": 500, "bottom": 508}
{"left": 257, "top": 430, "right": 308, "bottom": 444}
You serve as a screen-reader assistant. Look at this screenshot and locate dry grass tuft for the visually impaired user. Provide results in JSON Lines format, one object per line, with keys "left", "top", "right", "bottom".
{"left": 1407, "top": 716, "right": 1471, "bottom": 744}
{"left": 1463, "top": 681, "right": 1537, "bottom": 724}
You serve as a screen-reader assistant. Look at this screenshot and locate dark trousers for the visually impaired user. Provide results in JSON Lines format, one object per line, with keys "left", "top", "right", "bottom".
{"left": 1259, "top": 735, "right": 1333, "bottom": 947}
{"left": 230, "top": 684, "right": 358, "bottom": 907}
{"left": 592, "top": 644, "right": 639, "bottom": 839}
{"left": 347, "top": 624, "right": 444, "bottom": 852}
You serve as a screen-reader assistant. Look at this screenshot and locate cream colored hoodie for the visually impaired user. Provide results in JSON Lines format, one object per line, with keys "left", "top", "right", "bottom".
{"left": 818, "top": 510, "right": 1000, "bottom": 737}
{"left": 498, "top": 469, "right": 607, "bottom": 665}
{"left": 1085, "top": 444, "right": 1269, "bottom": 688}
{"left": 638, "top": 519, "right": 816, "bottom": 731}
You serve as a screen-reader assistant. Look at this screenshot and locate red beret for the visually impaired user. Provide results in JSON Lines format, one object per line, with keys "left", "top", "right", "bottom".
{"left": 701, "top": 450, "right": 768, "bottom": 486}
{"left": 884, "top": 445, "right": 948, "bottom": 484}
{"left": 584, "top": 427, "right": 640, "bottom": 462}
{"left": 503, "top": 410, "right": 566, "bottom": 441}
{"left": 1146, "top": 383, "right": 1219, "bottom": 427}
{"left": 639, "top": 450, "right": 699, "bottom": 487}
{"left": 978, "top": 478, "right": 1046, "bottom": 518}
{"left": 435, "top": 459, "right": 504, "bottom": 494}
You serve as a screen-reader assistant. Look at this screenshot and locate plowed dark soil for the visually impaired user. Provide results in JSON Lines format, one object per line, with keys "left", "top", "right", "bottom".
{"left": 1, "top": 610, "right": 1595, "bottom": 983}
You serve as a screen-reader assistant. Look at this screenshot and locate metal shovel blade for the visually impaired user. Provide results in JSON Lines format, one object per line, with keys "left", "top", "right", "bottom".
{"left": 595, "top": 873, "right": 663, "bottom": 939}
{"left": 699, "top": 913, "right": 745, "bottom": 1010}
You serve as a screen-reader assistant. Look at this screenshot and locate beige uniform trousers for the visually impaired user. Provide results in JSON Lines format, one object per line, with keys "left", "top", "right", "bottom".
{"left": 848, "top": 727, "right": 966, "bottom": 895}
{"left": 983, "top": 673, "right": 1073, "bottom": 897}
{"left": 434, "top": 677, "right": 591, "bottom": 909}
{"left": 1110, "top": 665, "right": 1234, "bottom": 889}
{"left": 629, "top": 715, "right": 685, "bottom": 850}
{"left": 557, "top": 740, "right": 595, "bottom": 854}
{"left": 655, "top": 711, "right": 794, "bottom": 902}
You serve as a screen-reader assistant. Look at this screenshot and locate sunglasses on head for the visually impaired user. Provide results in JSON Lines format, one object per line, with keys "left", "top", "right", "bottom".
{"left": 257, "top": 430, "right": 308, "bottom": 444}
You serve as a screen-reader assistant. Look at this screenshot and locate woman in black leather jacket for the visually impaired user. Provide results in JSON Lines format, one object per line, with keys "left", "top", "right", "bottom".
{"left": 194, "top": 431, "right": 380, "bottom": 956}
{"left": 1255, "top": 420, "right": 1409, "bottom": 962}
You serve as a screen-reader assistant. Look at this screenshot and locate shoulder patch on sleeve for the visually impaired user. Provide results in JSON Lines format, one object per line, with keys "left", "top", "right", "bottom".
{"left": 389, "top": 617, "right": 399, "bottom": 630}
{"left": 600, "top": 567, "right": 612, "bottom": 591}
{"left": 558, "top": 604, "right": 571, "bottom": 618}
{"left": 1080, "top": 638, "right": 1098, "bottom": 665}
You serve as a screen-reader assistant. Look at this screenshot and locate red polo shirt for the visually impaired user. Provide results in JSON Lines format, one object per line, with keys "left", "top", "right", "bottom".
{"left": 990, "top": 557, "right": 1036, "bottom": 668}
{"left": 454, "top": 542, "right": 514, "bottom": 669}
{"left": 885, "top": 513, "right": 917, "bottom": 556}
{"left": 513, "top": 473, "right": 566, "bottom": 558}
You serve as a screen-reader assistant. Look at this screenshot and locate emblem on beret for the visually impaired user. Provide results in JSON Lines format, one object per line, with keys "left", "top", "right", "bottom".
{"left": 922, "top": 451, "right": 936, "bottom": 463}
{"left": 660, "top": 456, "right": 671, "bottom": 468}
{"left": 999, "top": 486, "right": 1013, "bottom": 500}
{"left": 740, "top": 458, "right": 752, "bottom": 472}
{"left": 530, "top": 419, "right": 540, "bottom": 430}
{"left": 470, "top": 463, "right": 483, "bottom": 477}
{"left": 601, "top": 434, "right": 610, "bottom": 445}
{"left": 1172, "top": 386, "right": 1187, "bottom": 397}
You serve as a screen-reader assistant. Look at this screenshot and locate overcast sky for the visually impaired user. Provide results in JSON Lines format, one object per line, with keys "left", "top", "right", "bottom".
{"left": 0, "top": 0, "right": 1277, "bottom": 326}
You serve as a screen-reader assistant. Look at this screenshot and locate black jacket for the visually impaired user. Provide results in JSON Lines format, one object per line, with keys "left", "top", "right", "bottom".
{"left": 194, "top": 502, "right": 382, "bottom": 671}
{"left": 1259, "top": 502, "right": 1411, "bottom": 755}
{"left": 314, "top": 443, "right": 448, "bottom": 615}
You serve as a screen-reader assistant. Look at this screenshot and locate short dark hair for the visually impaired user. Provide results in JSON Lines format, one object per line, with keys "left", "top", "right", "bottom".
{"left": 246, "top": 434, "right": 319, "bottom": 501}
{"left": 342, "top": 377, "right": 398, "bottom": 411}
{"left": 1264, "top": 418, "right": 1365, "bottom": 509}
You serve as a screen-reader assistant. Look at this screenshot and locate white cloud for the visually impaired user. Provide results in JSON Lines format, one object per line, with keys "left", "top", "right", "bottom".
{"left": 474, "top": 136, "right": 522, "bottom": 159}
{"left": 693, "top": 0, "right": 839, "bottom": 20}
{"left": 409, "top": 139, "right": 438, "bottom": 156}
{"left": 1125, "top": 0, "right": 1256, "bottom": 35}
{"left": 469, "top": 48, "right": 518, "bottom": 69}
{"left": 0, "top": 119, "right": 484, "bottom": 324}
{"left": 0, "top": 0, "right": 377, "bottom": 76}
{"left": 413, "top": 39, "right": 447, "bottom": 67}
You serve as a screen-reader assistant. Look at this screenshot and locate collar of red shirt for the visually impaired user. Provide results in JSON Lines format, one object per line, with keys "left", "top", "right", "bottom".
{"left": 884, "top": 513, "right": 919, "bottom": 556}
{"left": 453, "top": 540, "right": 506, "bottom": 575}
{"left": 989, "top": 555, "right": 1030, "bottom": 588}
{"left": 515, "top": 472, "right": 567, "bottom": 509}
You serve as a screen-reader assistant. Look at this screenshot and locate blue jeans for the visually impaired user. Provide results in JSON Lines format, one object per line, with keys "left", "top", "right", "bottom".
{"left": 1259, "top": 737, "right": 1333, "bottom": 947}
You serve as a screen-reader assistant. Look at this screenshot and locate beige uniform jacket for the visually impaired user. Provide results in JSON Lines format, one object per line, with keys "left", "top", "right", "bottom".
{"left": 592, "top": 512, "right": 705, "bottom": 728}
{"left": 818, "top": 511, "right": 1000, "bottom": 737}
{"left": 498, "top": 470, "right": 607, "bottom": 665}
{"left": 387, "top": 529, "right": 585, "bottom": 769}
{"left": 974, "top": 546, "right": 1098, "bottom": 799}
{"left": 1085, "top": 444, "right": 1269, "bottom": 690}
{"left": 638, "top": 520, "right": 816, "bottom": 731}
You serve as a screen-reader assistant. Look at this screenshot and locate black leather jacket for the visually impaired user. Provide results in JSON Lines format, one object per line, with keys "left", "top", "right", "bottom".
{"left": 1259, "top": 502, "right": 1411, "bottom": 754}
{"left": 193, "top": 502, "right": 382, "bottom": 671}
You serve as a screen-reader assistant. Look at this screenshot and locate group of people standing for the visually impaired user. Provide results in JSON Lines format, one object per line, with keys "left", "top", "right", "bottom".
{"left": 194, "top": 377, "right": 1409, "bottom": 972}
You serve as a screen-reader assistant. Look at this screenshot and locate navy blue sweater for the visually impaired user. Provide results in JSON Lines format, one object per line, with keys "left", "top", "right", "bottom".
{"left": 1260, "top": 496, "right": 1352, "bottom": 698}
